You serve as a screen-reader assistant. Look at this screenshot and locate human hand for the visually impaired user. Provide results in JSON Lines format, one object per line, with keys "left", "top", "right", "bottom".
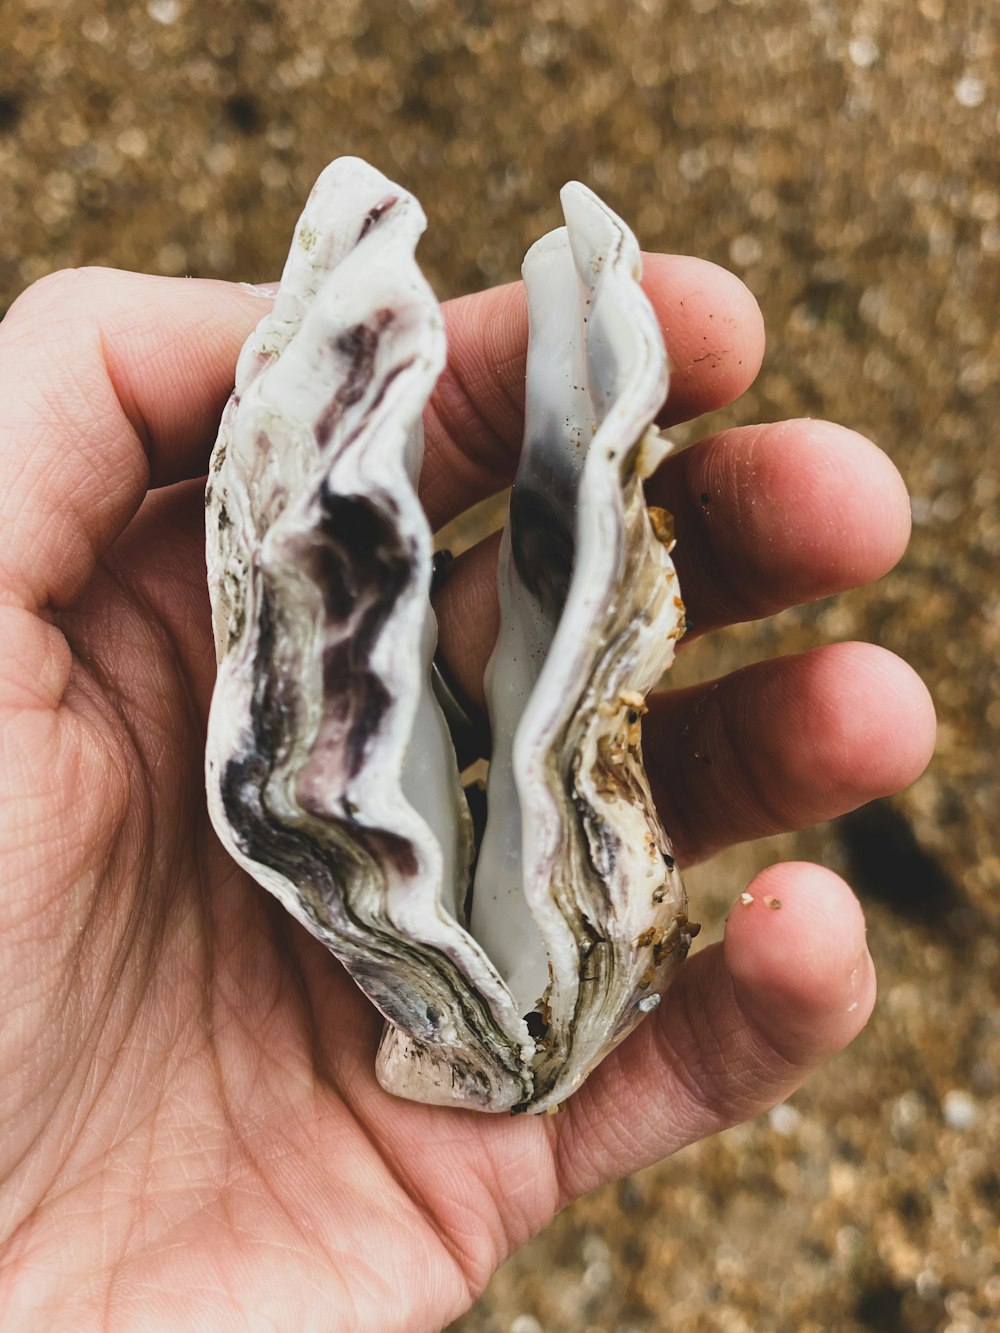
{"left": 0, "top": 263, "right": 933, "bottom": 1329}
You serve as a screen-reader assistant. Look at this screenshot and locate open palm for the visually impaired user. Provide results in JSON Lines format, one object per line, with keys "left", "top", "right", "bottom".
{"left": 0, "top": 266, "right": 933, "bottom": 1329}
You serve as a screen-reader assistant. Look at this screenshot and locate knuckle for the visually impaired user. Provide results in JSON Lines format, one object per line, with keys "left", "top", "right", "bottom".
{"left": 7, "top": 266, "right": 116, "bottom": 329}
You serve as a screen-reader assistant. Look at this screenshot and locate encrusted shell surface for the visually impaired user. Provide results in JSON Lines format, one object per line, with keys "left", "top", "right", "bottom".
{"left": 205, "top": 156, "right": 691, "bottom": 1113}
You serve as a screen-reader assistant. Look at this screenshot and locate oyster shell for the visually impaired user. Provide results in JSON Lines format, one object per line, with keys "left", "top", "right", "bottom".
{"left": 205, "top": 156, "right": 692, "bottom": 1113}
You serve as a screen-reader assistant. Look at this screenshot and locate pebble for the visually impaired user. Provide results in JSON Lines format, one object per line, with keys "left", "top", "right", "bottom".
{"left": 942, "top": 1090, "right": 979, "bottom": 1131}
{"left": 768, "top": 1103, "right": 802, "bottom": 1136}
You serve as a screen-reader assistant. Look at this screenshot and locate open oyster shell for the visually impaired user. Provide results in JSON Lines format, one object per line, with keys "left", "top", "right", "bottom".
{"left": 205, "top": 157, "right": 692, "bottom": 1113}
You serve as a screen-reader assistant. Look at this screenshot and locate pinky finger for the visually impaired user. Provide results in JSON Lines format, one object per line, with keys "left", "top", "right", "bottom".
{"left": 552, "top": 863, "right": 876, "bottom": 1203}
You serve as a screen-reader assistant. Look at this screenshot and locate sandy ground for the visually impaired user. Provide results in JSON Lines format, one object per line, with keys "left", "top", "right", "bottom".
{"left": 2, "top": 0, "right": 997, "bottom": 1328}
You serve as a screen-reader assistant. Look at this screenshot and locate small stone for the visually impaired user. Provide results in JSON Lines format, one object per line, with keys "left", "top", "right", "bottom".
{"left": 836, "top": 1225, "right": 862, "bottom": 1257}
{"left": 848, "top": 37, "right": 879, "bottom": 68}
{"left": 679, "top": 148, "right": 706, "bottom": 182}
{"left": 954, "top": 75, "right": 985, "bottom": 107}
{"left": 157, "top": 241, "right": 188, "bottom": 274}
{"left": 942, "top": 1089, "right": 978, "bottom": 1130}
{"left": 729, "top": 233, "right": 762, "bottom": 266}
{"left": 916, "top": 1269, "right": 942, "bottom": 1299}
{"left": 81, "top": 15, "right": 111, "bottom": 43}
{"left": 768, "top": 1102, "right": 802, "bottom": 1135}
{"left": 116, "top": 128, "right": 148, "bottom": 160}
{"left": 148, "top": 0, "right": 182, "bottom": 24}
{"left": 891, "top": 1090, "right": 926, "bottom": 1136}
{"left": 510, "top": 1318, "right": 542, "bottom": 1333}
{"left": 637, "top": 993, "right": 660, "bottom": 1013}
{"left": 739, "top": 891, "right": 754, "bottom": 906}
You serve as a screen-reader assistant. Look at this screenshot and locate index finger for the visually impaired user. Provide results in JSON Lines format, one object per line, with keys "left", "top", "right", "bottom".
{"left": 0, "top": 268, "right": 267, "bottom": 609}
{"left": 422, "top": 253, "right": 764, "bottom": 528}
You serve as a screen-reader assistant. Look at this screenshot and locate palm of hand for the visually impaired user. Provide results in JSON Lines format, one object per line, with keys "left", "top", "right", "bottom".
{"left": 5, "top": 483, "right": 544, "bottom": 1327}
{"left": 0, "top": 267, "right": 932, "bottom": 1330}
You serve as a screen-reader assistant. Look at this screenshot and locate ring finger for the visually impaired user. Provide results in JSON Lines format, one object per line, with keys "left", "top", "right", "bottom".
{"left": 643, "top": 641, "right": 935, "bottom": 866}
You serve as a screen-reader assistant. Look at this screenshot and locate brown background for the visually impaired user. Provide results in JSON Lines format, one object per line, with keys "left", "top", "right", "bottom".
{"left": 2, "top": 0, "right": 998, "bottom": 1328}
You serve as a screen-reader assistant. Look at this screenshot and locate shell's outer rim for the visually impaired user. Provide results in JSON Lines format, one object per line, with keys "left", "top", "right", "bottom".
{"left": 474, "top": 177, "right": 687, "bottom": 1112}
{"left": 205, "top": 157, "right": 534, "bottom": 1115}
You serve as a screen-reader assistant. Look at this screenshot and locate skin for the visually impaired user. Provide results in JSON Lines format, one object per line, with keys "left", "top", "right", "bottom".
{"left": 0, "top": 262, "right": 934, "bottom": 1330}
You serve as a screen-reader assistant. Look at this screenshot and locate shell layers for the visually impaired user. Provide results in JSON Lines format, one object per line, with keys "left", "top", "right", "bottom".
{"left": 205, "top": 156, "right": 692, "bottom": 1113}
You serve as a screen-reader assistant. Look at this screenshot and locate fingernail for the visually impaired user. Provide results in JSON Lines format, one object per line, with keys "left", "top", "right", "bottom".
{"left": 846, "top": 942, "right": 876, "bottom": 1006}
{"left": 240, "top": 281, "right": 280, "bottom": 298}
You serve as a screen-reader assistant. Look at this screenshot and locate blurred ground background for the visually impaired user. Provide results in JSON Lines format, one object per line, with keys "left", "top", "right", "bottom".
{"left": 2, "top": 0, "right": 997, "bottom": 1328}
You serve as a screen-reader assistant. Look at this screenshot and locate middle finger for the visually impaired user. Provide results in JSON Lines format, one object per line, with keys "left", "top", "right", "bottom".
{"left": 433, "top": 418, "right": 912, "bottom": 710}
